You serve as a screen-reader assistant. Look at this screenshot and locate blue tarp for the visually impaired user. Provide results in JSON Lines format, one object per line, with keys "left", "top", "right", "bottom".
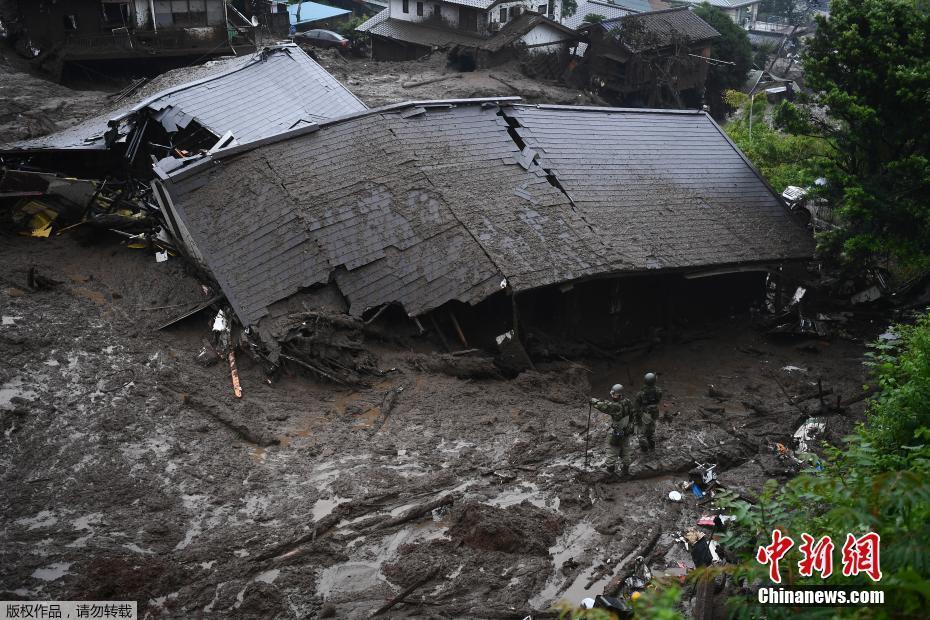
{"left": 288, "top": 1, "right": 351, "bottom": 26}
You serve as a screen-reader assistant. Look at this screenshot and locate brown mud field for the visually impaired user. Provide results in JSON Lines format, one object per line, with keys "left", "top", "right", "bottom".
{"left": 0, "top": 232, "right": 873, "bottom": 618}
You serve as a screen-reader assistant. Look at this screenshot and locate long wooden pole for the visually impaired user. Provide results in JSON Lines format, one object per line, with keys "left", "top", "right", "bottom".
{"left": 584, "top": 401, "right": 593, "bottom": 468}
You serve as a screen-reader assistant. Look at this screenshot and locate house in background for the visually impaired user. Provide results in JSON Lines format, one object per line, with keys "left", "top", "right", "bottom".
{"left": 562, "top": 0, "right": 670, "bottom": 29}
{"left": 673, "top": 0, "right": 760, "bottom": 29}
{"left": 579, "top": 6, "right": 719, "bottom": 107}
{"left": 14, "top": 0, "right": 256, "bottom": 71}
{"left": 357, "top": 0, "right": 579, "bottom": 64}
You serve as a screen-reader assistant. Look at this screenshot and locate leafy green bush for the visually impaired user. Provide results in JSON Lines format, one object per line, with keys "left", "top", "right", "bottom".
{"left": 723, "top": 90, "right": 829, "bottom": 193}
{"left": 863, "top": 313, "right": 930, "bottom": 458}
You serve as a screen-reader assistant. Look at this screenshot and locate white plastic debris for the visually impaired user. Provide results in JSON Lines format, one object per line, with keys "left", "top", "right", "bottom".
{"left": 155, "top": 251, "right": 169, "bottom": 263}
{"left": 212, "top": 310, "right": 228, "bottom": 333}
{"left": 495, "top": 330, "right": 514, "bottom": 346}
{"left": 851, "top": 286, "right": 882, "bottom": 305}
{"left": 794, "top": 417, "right": 826, "bottom": 452}
{"left": 581, "top": 598, "right": 596, "bottom": 609}
{"left": 668, "top": 490, "right": 683, "bottom": 502}
{"left": 790, "top": 286, "right": 807, "bottom": 305}
{"left": 782, "top": 365, "right": 806, "bottom": 373}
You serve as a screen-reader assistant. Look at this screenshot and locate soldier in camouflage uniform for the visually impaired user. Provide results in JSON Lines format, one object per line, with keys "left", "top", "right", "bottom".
{"left": 590, "top": 383, "right": 635, "bottom": 477}
{"left": 635, "top": 372, "right": 662, "bottom": 451}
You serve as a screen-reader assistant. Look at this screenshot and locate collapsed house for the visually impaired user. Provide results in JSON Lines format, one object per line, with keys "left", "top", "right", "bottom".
{"left": 356, "top": 1, "right": 580, "bottom": 65}
{"left": 0, "top": 43, "right": 366, "bottom": 255}
{"left": 577, "top": 7, "right": 720, "bottom": 107}
{"left": 145, "top": 98, "right": 812, "bottom": 370}
{"left": 2, "top": 43, "right": 367, "bottom": 175}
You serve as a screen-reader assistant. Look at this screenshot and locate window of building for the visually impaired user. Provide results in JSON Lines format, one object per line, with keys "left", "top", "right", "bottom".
{"left": 538, "top": 4, "right": 546, "bottom": 15}
{"left": 402, "top": 0, "right": 409, "bottom": 13}
{"left": 434, "top": 4, "right": 441, "bottom": 17}
{"left": 152, "top": 0, "right": 209, "bottom": 27}
{"left": 416, "top": 1, "right": 423, "bottom": 16}
{"left": 500, "top": 7, "right": 507, "bottom": 21}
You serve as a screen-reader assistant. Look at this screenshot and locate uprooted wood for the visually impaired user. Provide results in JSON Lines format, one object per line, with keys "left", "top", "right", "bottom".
{"left": 370, "top": 566, "right": 441, "bottom": 617}
{"left": 603, "top": 526, "right": 662, "bottom": 596}
{"left": 251, "top": 491, "right": 404, "bottom": 562}
{"left": 401, "top": 73, "right": 462, "bottom": 89}
{"left": 364, "top": 494, "right": 455, "bottom": 533}
{"left": 267, "top": 312, "right": 378, "bottom": 385}
{"left": 181, "top": 394, "right": 278, "bottom": 447}
{"left": 489, "top": 73, "right": 519, "bottom": 93}
{"left": 370, "top": 385, "right": 403, "bottom": 437}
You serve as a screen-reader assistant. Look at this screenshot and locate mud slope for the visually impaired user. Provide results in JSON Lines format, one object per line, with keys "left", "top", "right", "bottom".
{"left": 0, "top": 233, "right": 868, "bottom": 618}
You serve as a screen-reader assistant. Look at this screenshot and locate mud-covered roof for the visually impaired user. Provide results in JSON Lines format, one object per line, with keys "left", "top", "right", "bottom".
{"left": 596, "top": 7, "right": 720, "bottom": 51}
{"left": 508, "top": 104, "right": 812, "bottom": 272}
{"left": 156, "top": 100, "right": 812, "bottom": 327}
{"left": 158, "top": 99, "right": 612, "bottom": 325}
{"left": 360, "top": 16, "right": 485, "bottom": 47}
{"left": 1, "top": 44, "right": 366, "bottom": 153}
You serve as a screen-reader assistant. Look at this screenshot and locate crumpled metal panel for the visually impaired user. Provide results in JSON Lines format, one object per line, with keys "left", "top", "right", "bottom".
{"left": 2, "top": 44, "right": 366, "bottom": 153}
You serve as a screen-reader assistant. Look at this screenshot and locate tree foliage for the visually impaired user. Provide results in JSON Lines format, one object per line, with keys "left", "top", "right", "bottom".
{"left": 863, "top": 314, "right": 930, "bottom": 456}
{"left": 759, "top": 0, "right": 814, "bottom": 26}
{"left": 785, "top": 0, "right": 930, "bottom": 268}
{"left": 561, "top": 0, "right": 578, "bottom": 19}
{"left": 723, "top": 90, "right": 829, "bottom": 192}
{"left": 693, "top": 3, "right": 753, "bottom": 118}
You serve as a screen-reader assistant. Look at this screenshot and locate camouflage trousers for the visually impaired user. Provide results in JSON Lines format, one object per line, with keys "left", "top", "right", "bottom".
{"left": 606, "top": 429, "right": 633, "bottom": 475}
{"left": 638, "top": 410, "right": 657, "bottom": 451}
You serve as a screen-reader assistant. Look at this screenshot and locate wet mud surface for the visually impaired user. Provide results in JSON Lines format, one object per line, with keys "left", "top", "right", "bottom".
{"left": 0, "top": 234, "right": 871, "bottom": 618}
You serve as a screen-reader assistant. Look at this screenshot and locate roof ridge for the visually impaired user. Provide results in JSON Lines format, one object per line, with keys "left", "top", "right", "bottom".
{"left": 601, "top": 5, "right": 690, "bottom": 23}
{"left": 514, "top": 103, "right": 706, "bottom": 115}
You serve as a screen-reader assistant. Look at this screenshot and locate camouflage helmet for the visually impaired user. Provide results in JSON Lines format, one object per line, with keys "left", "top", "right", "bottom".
{"left": 644, "top": 372, "right": 657, "bottom": 386}
{"left": 610, "top": 383, "right": 623, "bottom": 397}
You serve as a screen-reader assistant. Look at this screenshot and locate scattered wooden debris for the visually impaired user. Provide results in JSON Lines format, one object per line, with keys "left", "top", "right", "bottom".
{"left": 370, "top": 567, "right": 441, "bottom": 617}
{"left": 400, "top": 74, "right": 463, "bottom": 89}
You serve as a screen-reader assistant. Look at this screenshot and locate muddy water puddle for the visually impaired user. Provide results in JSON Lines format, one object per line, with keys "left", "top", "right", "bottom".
{"left": 319, "top": 520, "right": 449, "bottom": 601}
{"left": 0, "top": 377, "right": 38, "bottom": 409}
{"left": 530, "top": 521, "right": 608, "bottom": 609}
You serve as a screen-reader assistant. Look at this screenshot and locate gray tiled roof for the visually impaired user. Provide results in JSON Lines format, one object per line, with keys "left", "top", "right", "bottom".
{"left": 507, "top": 104, "right": 812, "bottom": 272}
{"left": 364, "top": 17, "right": 484, "bottom": 47}
{"left": 676, "top": 0, "right": 759, "bottom": 8}
{"left": 3, "top": 44, "right": 366, "bottom": 152}
{"left": 356, "top": 7, "right": 389, "bottom": 32}
{"left": 160, "top": 101, "right": 811, "bottom": 327}
{"left": 562, "top": 0, "right": 636, "bottom": 30}
{"left": 161, "top": 101, "right": 611, "bottom": 325}
{"left": 600, "top": 7, "right": 720, "bottom": 50}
